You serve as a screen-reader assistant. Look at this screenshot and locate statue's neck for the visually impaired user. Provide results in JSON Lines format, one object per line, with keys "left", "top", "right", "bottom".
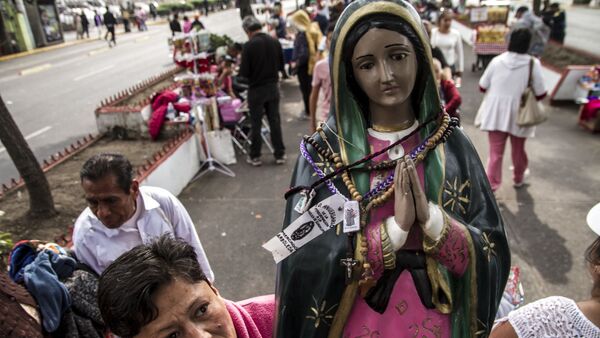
{"left": 369, "top": 99, "right": 416, "bottom": 129}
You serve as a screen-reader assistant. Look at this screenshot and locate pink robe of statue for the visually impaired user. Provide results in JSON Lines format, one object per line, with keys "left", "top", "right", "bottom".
{"left": 343, "top": 126, "right": 470, "bottom": 338}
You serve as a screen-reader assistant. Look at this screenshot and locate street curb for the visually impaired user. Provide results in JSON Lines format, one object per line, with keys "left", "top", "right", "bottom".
{"left": 0, "top": 20, "right": 167, "bottom": 62}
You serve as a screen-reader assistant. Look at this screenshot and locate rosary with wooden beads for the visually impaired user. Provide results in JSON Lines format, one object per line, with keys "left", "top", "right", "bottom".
{"left": 295, "top": 113, "right": 457, "bottom": 288}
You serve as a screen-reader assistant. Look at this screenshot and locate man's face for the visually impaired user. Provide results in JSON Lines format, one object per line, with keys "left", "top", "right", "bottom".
{"left": 82, "top": 175, "right": 138, "bottom": 229}
{"left": 136, "top": 279, "right": 235, "bottom": 338}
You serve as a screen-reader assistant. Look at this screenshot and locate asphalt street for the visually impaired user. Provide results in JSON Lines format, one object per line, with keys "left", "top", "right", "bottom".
{"left": 0, "top": 8, "right": 249, "bottom": 184}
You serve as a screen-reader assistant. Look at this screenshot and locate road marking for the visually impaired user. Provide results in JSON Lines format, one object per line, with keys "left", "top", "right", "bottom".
{"left": 88, "top": 47, "right": 109, "bottom": 56}
{"left": 0, "top": 125, "right": 52, "bottom": 154}
{"left": 136, "top": 36, "right": 150, "bottom": 42}
{"left": 19, "top": 63, "right": 52, "bottom": 76}
{"left": 73, "top": 65, "right": 115, "bottom": 81}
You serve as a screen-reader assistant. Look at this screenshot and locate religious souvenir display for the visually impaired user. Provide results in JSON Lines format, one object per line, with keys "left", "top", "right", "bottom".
{"left": 268, "top": 0, "right": 511, "bottom": 337}
{"left": 194, "top": 73, "right": 217, "bottom": 97}
{"left": 175, "top": 74, "right": 195, "bottom": 99}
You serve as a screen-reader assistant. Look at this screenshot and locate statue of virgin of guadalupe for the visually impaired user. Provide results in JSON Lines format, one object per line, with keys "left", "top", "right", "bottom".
{"left": 273, "top": 0, "right": 511, "bottom": 337}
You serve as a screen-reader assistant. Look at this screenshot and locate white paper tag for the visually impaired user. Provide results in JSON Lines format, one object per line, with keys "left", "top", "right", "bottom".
{"left": 343, "top": 200, "right": 361, "bottom": 233}
{"left": 263, "top": 194, "right": 346, "bottom": 263}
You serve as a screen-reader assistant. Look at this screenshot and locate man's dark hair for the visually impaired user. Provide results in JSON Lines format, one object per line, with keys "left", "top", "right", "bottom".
{"left": 516, "top": 6, "right": 529, "bottom": 15}
{"left": 98, "top": 235, "right": 208, "bottom": 338}
{"left": 80, "top": 153, "right": 134, "bottom": 193}
{"left": 508, "top": 28, "right": 532, "bottom": 54}
{"left": 231, "top": 42, "right": 243, "bottom": 51}
{"left": 550, "top": 2, "right": 560, "bottom": 9}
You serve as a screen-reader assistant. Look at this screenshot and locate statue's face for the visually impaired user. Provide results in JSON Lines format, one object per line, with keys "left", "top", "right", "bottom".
{"left": 351, "top": 28, "right": 417, "bottom": 111}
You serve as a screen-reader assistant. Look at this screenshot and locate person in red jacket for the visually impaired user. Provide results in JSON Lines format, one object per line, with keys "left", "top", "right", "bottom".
{"left": 433, "top": 57, "right": 462, "bottom": 121}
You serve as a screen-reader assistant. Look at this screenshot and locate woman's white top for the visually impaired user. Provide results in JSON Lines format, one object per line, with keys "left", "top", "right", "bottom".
{"left": 496, "top": 296, "right": 600, "bottom": 338}
{"left": 430, "top": 27, "right": 464, "bottom": 72}
{"left": 477, "top": 52, "right": 546, "bottom": 138}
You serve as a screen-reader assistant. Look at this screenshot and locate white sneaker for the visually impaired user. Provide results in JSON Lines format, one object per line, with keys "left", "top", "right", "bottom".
{"left": 513, "top": 168, "right": 531, "bottom": 188}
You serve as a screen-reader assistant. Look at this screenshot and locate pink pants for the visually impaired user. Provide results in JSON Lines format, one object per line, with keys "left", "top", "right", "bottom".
{"left": 486, "top": 131, "right": 528, "bottom": 191}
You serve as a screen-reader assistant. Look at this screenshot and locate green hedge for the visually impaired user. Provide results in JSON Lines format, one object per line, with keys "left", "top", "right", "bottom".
{"left": 157, "top": 2, "right": 195, "bottom": 15}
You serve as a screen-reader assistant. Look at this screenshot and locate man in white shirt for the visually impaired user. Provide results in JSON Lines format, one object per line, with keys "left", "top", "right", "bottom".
{"left": 72, "top": 153, "right": 214, "bottom": 281}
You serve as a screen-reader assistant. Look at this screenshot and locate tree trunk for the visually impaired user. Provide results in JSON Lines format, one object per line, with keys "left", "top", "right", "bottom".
{"left": 0, "top": 95, "right": 56, "bottom": 218}
{"left": 239, "top": 0, "right": 254, "bottom": 20}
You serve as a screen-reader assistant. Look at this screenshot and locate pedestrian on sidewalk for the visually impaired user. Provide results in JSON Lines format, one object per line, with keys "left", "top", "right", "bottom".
{"left": 270, "top": 2, "right": 287, "bottom": 39}
{"left": 103, "top": 6, "right": 117, "bottom": 47}
{"left": 309, "top": 25, "right": 333, "bottom": 132}
{"left": 191, "top": 14, "right": 205, "bottom": 31}
{"left": 93, "top": 10, "right": 103, "bottom": 39}
{"left": 289, "top": 10, "right": 322, "bottom": 120}
{"left": 546, "top": 3, "right": 566, "bottom": 44}
{"left": 476, "top": 28, "right": 547, "bottom": 192}
{"left": 75, "top": 13, "right": 83, "bottom": 40}
{"left": 122, "top": 5, "right": 132, "bottom": 33}
{"left": 80, "top": 12, "right": 90, "bottom": 39}
{"left": 135, "top": 7, "right": 148, "bottom": 31}
{"left": 431, "top": 9, "right": 464, "bottom": 87}
{"left": 170, "top": 13, "right": 182, "bottom": 36}
{"left": 239, "top": 16, "right": 286, "bottom": 166}
{"left": 433, "top": 58, "right": 461, "bottom": 121}
{"left": 511, "top": 6, "right": 549, "bottom": 57}
{"left": 182, "top": 15, "right": 192, "bottom": 33}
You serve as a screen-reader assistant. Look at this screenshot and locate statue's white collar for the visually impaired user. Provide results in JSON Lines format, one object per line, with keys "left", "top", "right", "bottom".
{"left": 367, "top": 121, "right": 419, "bottom": 160}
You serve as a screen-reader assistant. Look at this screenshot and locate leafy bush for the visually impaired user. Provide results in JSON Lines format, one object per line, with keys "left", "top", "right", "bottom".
{"left": 210, "top": 33, "right": 233, "bottom": 49}
{"left": 190, "top": 0, "right": 204, "bottom": 9}
{"left": 157, "top": 2, "right": 194, "bottom": 15}
{"left": 157, "top": 3, "right": 175, "bottom": 16}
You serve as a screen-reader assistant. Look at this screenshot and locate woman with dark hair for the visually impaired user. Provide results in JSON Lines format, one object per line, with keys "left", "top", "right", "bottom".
{"left": 272, "top": 0, "right": 510, "bottom": 336}
{"left": 476, "top": 28, "right": 547, "bottom": 193}
{"left": 431, "top": 10, "right": 464, "bottom": 85}
{"left": 490, "top": 203, "right": 600, "bottom": 337}
{"left": 98, "top": 235, "right": 274, "bottom": 338}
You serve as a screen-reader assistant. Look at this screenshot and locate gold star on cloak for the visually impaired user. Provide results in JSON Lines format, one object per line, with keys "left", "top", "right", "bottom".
{"left": 443, "top": 177, "right": 471, "bottom": 215}
{"left": 482, "top": 232, "right": 497, "bottom": 262}
{"left": 306, "top": 296, "right": 338, "bottom": 328}
{"left": 475, "top": 318, "right": 488, "bottom": 336}
{"left": 312, "top": 153, "right": 334, "bottom": 177}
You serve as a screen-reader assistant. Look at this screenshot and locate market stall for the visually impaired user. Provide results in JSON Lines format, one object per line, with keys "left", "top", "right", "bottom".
{"left": 463, "top": 5, "right": 509, "bottom": 71}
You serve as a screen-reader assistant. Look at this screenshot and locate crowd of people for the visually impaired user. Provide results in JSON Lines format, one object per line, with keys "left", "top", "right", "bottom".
{"left": 2, "top": 0, "right": 598, "bottom": 337}
{"left": 84, "top": 3, "right": 156, "bottom": 48}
